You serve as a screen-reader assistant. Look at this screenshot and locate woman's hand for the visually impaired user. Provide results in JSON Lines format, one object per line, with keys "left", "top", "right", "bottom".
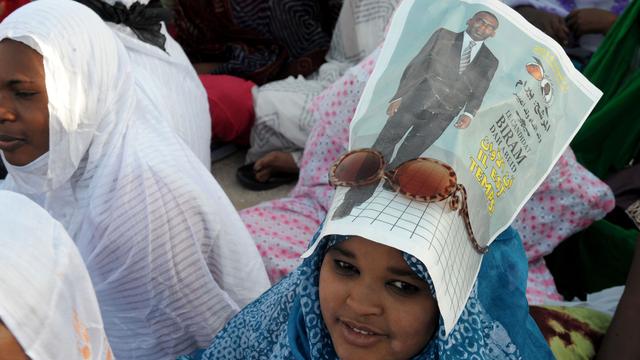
{"left": 516, "top": 6, "right": 570, "bottom": 46}
{"left": 566, "top": 8, "right": 618, "bottom": 37}
{"left": 387, "top": 98, "right": 402, "bottom": 116}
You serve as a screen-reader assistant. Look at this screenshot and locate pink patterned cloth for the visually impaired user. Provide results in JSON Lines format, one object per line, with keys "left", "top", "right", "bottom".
{"left": 241, "top": 48, "right": 615, "bottom": 305}
{"left": 513, "top": 148, "right": 615, "bottom": 304}
{"left": 240, "top": 50, "right": 379, "bottom": 283}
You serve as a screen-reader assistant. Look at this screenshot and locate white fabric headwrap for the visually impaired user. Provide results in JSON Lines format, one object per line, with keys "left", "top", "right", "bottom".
{"left": 0, "top": 190, "right": 112, "bottom": 360}
{"left": 97, "top": 0, "right": 212, "bottom": 168}
{"left": 0, "top": 1, "right": 269, "bottom": 359}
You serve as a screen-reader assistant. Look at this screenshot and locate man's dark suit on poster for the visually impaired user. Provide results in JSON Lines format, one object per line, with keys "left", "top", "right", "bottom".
{"left": 333, "top": 12, "right": 499, "bottom": 220}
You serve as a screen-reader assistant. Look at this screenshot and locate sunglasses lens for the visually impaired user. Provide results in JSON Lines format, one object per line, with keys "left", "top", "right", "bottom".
{"left": 333, "top": 151, "right": 382, "bottom": 184}
{"left": 394, "top": 159, "right": 453, "bottom": 198}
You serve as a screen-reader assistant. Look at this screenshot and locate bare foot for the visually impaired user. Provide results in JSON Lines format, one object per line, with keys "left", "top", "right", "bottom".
{"left": 254, "top": 151, "right": 299, "bottom": 182}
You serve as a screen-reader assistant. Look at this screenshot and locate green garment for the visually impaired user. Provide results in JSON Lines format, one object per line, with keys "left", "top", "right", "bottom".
{"left": 563, "top": 1, "right": 640, "bottom": 295}
{"left": 572, "top": 1, "right": 640, "bottom": 177}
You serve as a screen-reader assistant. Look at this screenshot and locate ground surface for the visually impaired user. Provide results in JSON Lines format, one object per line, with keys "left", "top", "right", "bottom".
{"left": 212, "top": 149, "right": 295, "bottom": 210}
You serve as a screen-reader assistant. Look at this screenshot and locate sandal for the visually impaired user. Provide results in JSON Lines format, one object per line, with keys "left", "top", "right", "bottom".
{"left": 236, "top": 163, "right": 298, "bottom": 191}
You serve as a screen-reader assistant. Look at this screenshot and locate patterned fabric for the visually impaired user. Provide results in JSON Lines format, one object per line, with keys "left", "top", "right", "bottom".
{"left": 245, "top": 0, "right": 400, "bottom": 164}
{"left": 513, "top": 148, "right": 615, "bottom": 304}
{"left": 530, "top": 305, "right": 612, "bottom": 359}
{"left": 173, "top": 0, "right": 342, "bottom": 85}
{"left": 179, "top": 227, "right": 552, "bottom": 359}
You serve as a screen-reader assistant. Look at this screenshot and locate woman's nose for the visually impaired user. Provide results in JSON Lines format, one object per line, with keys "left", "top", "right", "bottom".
{"left": 345, "top": 281, "right": 383, "bottom": 316}
{"left": 0, "top": 96, "right": 16, "bottom": 122}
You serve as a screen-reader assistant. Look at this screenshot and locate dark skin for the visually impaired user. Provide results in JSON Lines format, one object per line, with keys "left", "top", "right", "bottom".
{"left": 253, "top": 150, "right": 299, "bottom": 182}
{"left": 595, "top": 236, "right": 640, "bottom": 360}
{"left": 0, "top": 321, "right": 28, "bottom": 360}
{"left": 566, "top": 8, "right": 618, "bottom": 37}
{"left": 515, "top": 6, "right": 571, "bottom": 45}
{"left": 514, "top": 6, "right": 617, "bottom": 47}
{"left": 319, "top": 236, "right": 438, "bottom": 360}
{"left": 0, "top": 39, "right": 49, "bottom": 166}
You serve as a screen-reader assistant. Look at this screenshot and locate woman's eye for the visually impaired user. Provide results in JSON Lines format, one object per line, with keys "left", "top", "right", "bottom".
{"left": 387, "top": 280, "right": 420, "bottom": 296}
{"left": 15, "top": 91, "right": 38, "bottom": 98}
{"left": 333, "top": 259, "right": 359, "bottom": 276}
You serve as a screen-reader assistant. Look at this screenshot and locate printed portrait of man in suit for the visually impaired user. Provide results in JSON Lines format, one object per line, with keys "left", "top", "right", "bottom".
{"left": 333, "top": 10, "right": 500, "bottom": 220}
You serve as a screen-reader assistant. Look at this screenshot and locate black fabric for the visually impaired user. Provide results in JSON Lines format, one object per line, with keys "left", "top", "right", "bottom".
{"left": 0, "top": 159, "right": 6, "bottom": 180}
{"left": 173, "top": 0, "right": 343, "bottom": 85}
{"left": 74, "top": 0, "right": 171, "bottom": 51}
{"left": 605, "top": 163, "right": 640, "bottom": 210}
{"left": 603, "top": 163, "right": 640, "bottom": 229}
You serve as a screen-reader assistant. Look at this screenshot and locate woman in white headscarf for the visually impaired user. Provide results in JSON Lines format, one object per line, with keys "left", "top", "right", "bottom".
{"left": 73, "top": 0, "right": 212, "bottom": 169}
{"left": 0, "top": 190, "right": 113, "bottom": 360}
{"left": 0, "top": 1, "right": 270, "bottom": 359}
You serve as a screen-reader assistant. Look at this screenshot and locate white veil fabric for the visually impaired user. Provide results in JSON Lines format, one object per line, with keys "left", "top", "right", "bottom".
{"left": 0, "top": 1, "right": 269, "bottom": 359}
{"left": 0, "top": 190, "right": 113, "bottom": 360}
{"left": 95, "top": 0, "right": 212, "bottom": 169}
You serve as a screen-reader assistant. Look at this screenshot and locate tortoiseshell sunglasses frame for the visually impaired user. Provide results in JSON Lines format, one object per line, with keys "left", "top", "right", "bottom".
{"left": 329, "top": 148, "right": 488, "bottom": 254}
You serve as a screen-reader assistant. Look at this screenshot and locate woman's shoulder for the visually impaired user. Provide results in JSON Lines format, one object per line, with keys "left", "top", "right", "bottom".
{"left": 196, "top": 274, "right": 301, "bottom": 359}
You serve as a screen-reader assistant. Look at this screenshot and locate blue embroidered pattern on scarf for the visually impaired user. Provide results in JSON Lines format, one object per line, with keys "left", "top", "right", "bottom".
{"left": 179, "top": 228, "right": 552, "bottom": 360}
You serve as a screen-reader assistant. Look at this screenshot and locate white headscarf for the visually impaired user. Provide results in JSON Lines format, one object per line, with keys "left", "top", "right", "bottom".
{"left": 97, "top": 0, "right": 212, "bottom": 169}
{"left": 0, "top": 1, "right": 269, "bottom": 359}
{"left": 0, "top": 190, "right": 112, "bottom": 360}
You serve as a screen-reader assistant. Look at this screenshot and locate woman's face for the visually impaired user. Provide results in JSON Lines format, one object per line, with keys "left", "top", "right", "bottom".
{"left": 0, "top": 39, "right": 49, "bottom": 166}
{"left": 0, "top": 321, "right": 28, "bottom": 360}
{"left": 319, "top": 236, "right": 439, "bottom": 360}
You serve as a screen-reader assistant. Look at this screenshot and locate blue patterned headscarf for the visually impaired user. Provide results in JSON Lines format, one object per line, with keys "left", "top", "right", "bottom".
{"left": 178, "top": 226, "right": 552, "bottom": 359}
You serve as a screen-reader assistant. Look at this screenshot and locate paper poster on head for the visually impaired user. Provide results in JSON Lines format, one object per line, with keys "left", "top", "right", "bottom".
{"left": 303, "top": 0, "right": 602, "bottom": 334}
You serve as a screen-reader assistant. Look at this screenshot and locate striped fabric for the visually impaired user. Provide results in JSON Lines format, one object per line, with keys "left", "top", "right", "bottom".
{"left": 0, "top": 1, "right": 270, "bottom": 359}
{"left": 0, "top": 190, "right": 113, "bottom": 360}
{"left": 90, "top": 0, "right": 212, "bottom": 169}
{"left": 173, "top": 0, "right": 343, "bottom": 84}
{"left": 458, "top": 40, "right": 475, "bottom": 73}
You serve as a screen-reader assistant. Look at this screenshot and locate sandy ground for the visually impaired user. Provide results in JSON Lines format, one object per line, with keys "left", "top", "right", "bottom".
{"left": 212, "top": 149, "right": 295, "bottom": 210}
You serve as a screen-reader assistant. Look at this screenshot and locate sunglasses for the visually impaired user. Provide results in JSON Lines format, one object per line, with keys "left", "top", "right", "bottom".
{"left": 329, "top": 148, "right": 488, "bottom": 254}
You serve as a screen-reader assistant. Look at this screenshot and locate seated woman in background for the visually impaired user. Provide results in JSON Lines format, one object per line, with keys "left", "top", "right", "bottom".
{"left": 179, "top": 225, "right": 553, "bottom": 360}
{"left": 0, "top": 1, "right": 269, "bottom": 359}
{"left": 73, "top": 0, "right": 213, "bottom": 169}
{"left": 0, "top": 190, "right": 112, "bottom": 360}
{"left": 503, "top": 0, "right": 630, "bottom": 67}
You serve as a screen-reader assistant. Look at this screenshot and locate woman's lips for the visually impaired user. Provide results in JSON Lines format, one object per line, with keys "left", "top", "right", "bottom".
{"left": 0, "top": 134, "right": 25, "bottom": 152}
{"left": 339, "top": 319, "right": 386, "bottom": 348}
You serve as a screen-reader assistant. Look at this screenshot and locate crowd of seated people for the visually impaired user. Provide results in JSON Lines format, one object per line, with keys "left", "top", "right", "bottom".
{"left": 0, "top": 0, "right": 639, "bottom": 359}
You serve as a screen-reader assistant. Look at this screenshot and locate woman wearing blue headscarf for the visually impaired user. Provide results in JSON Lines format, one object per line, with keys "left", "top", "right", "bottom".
{"left": 179, "top": 226, "right": 552, "bottom": 359}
